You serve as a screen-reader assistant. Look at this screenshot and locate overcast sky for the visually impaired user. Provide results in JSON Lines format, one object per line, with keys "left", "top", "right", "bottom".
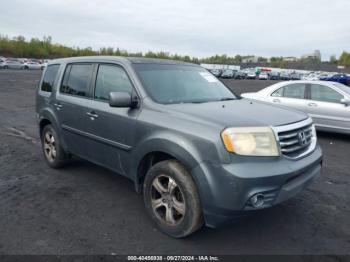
{"left": 1, "top": 0, "right": 349, "bottom": 60}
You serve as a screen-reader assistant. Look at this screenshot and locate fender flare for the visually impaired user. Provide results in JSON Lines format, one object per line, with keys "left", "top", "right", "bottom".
{"left": 130, "top": 134, "right": 204, "bottom": 190}
{"left": 38, "top": 108, "right": 68, "bottom": 151}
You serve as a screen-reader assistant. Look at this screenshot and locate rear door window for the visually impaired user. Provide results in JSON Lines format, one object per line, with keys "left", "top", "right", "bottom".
{"left": 41, "top": 64, "right": 60, "bottom": 93}
{"left": 60, "top": 64, "right": 93, "bottom": 97}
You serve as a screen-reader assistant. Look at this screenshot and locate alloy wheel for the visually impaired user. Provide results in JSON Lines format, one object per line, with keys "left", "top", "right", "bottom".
{"left": 151, "top": 175, "right": 186, "bottom": 226}
{"left": 43, "top": 131, "right": 56, "bottom": 162}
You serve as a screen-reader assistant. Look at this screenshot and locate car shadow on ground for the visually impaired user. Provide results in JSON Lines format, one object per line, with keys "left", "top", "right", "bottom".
{"left": 59, "top": 157, "right": 320, "bottom": 249}
{"left": 317, "top": 130, "right": 350, "bottom": 141}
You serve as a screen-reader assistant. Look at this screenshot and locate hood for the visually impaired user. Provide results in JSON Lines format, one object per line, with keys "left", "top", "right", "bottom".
{"left": 240, "top": 92, "right": 260, "bottom": 99}
{"left": 164, "top": 98, "right": 307, "bottom": 128}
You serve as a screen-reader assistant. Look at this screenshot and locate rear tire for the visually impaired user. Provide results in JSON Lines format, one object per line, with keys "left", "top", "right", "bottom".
{"left": 143, "top": 160, "right": 203, "bottom": 238}
{"left": 41, "top": 125, "right": 69, "bottom": 168}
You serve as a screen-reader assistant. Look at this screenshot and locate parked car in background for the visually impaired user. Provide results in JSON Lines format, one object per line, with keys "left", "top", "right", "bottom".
{"left": 3, "top": 59, "right": 25, "bottom": 69}
{"left": 259, "top": 72, "right": 269, "bottom": 80}
{"left": 36, "top": 57, "right": 322, "bottom": 238}
{"left": 269, "top": 72, "right": 280, "bottom": 80}
{"left": 24, "top": 61, "right": 43, "bottom": 70}
{"left": 221, "top": 69, "right": 235, "bottom": 78}
{"left": 241, "top": 80, "right": 350, "bottom": 134}
{"left": 280, "top": 72, "right": 290, "bottom": 80}
{"left": 318, "top": 73, "right": 331, "bottom": 80}
{"left": 0, "top": 58, "right": 5, "bottom": 69}
{"left": 246, "top": 71, "right": 256, "bottom": 79}
{"left": 234, "top": 71, "right": 247, "bottom": 79}
{"left": 40, "top": 59, "right": 49, "bottom": 69}
{"left": 209, "top": 69, "right": 222, "bottom": 77}
{"left": 302, "top": 73, "right": 319, "bottom": 81}
{"left": 290, "top": 73, "right": 301, "bottom": 80}
{"left": 320, "top": 73, "right": 350, "bottom": 86}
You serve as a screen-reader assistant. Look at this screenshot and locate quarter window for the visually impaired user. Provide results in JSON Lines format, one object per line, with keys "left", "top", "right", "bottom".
{"left": 310, "top": 84, "right": 343, "bottom": 103}
{"left": 41, "top": 64, "right": 60, "bottom": 92}
{"left": 94, "top": 64, "right": 133, "bottom": 101}
{"left": 60, "top": 64, "right": 93, "bottom": 97}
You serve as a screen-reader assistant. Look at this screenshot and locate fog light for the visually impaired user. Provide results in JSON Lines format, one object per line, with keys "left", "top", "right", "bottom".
{"left": 250, "top": 194, "right": 265, "bottom": 208}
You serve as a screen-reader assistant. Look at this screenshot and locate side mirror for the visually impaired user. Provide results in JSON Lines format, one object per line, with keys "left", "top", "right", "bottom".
{"left": 109, "top": 92, "right": 138, "bottom": 108}
{"left": 340, "top": 98, "right": 350, "bottom": 106}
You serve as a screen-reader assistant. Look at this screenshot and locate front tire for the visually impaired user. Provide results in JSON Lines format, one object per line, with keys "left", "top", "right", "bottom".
{"left": 143, "top": 160, "right": 203, "bottom": 238}
{"left": 41, "top": 125, "right": 69, "bottom": 168}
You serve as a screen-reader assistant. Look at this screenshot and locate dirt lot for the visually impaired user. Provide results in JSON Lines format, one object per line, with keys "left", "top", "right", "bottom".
{"left": 0, "top": 70, "right": 349, "bottom": 255}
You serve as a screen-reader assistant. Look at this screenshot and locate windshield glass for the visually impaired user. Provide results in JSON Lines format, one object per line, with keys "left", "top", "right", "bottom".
{"left": 133, "top": 64, "right": 236, "bottom": 104}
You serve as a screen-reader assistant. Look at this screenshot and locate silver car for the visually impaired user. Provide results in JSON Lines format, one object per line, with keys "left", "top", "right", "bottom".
{"left": 3, "top": 59, "right": 25, "bottom": 69}
{"left": 242, "top": 80, "right": 350, "bottom": 134}
{"left": 0, "top": 58, "right": 5, "bottom": 69}
{"left": 24, "top": 61, "right": 44, "bottom": 70}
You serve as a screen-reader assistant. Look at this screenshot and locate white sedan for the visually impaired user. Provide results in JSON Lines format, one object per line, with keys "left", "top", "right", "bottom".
{"left": 24, "top": 62, "right": 44, "bottom": 70}
{"left": 259, "top": 72, "right": 269, "bottom": 80}
{"left": 241, "top": 80, "right": 350, "bottom": 134}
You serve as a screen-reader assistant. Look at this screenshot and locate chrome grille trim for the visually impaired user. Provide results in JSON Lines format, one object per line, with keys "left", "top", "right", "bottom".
{"left": 272, "top": 118, "right": 317, "bottom": 159}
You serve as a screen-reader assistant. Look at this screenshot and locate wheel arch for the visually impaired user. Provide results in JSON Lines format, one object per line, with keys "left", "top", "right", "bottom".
{"left": 132, "top": 138, "right": 202, "bottom": 194}
{"left": 38, "top": 109, "right": 68, "bottom": 151}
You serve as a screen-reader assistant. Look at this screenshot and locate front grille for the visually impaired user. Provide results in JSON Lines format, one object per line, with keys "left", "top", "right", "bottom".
{"left": 278, "top": 124, "right": 313, "bottom": 158}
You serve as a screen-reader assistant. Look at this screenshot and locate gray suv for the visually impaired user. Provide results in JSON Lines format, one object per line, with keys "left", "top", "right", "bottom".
{"left": 36, "top": 56, "right": 322, "bottom": 238}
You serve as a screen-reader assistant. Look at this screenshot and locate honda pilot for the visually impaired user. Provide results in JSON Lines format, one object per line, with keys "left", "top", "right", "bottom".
{"left": 36, "top": 56, "right": 322, "bottom": 238}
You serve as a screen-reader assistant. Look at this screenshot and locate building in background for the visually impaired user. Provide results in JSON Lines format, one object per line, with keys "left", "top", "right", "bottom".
{"left": 282, "top": 56, "right": 298, "bottom": 62}
{"left": 302, "top": 50, "right": 321, "bottom": 60}
{"left": 241, "top": 56, "right": 259, "bottom": 63}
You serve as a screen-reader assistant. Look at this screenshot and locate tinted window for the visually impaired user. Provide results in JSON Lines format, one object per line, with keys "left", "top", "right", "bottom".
{"left": 94, "top": 64, "right": 133, "bottom": 101}
{"left": 310, "top": 84, "right": 343, "bottom": 103}
{"left": 41, "top": 64, "right": 60, "bottom": 92}
{"left": 134, "top": 64, "right": 236, "bottom": 104}
{"left": 61, "top": 64, "right": 93, "bottom": 97}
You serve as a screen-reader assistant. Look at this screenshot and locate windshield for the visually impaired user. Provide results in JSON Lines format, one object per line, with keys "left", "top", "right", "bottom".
{"left": 133, "top": 64, "right": 236, "bottom": 104}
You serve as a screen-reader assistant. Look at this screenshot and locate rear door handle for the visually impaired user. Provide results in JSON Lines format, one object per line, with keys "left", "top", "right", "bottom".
{"left": 272, "top": 99, "right": 281, "bottom": 103}
{"left": 308, "top": 102, "right": 318, "bottom": 107}
{"left": 86, "top": 111, "right": 99, "bottom": 119}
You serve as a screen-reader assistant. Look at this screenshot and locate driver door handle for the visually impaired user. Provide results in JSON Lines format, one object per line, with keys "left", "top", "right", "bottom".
{"left": 308, "top": 102, "right": 318, "bottom": 107}
{"left": 272, "top": 99, "right": 281, "bottom": 103}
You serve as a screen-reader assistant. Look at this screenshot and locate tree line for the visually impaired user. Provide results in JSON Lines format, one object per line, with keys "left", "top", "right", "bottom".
{"left": 1, "top": 35, "right": 349, "bottom": 67}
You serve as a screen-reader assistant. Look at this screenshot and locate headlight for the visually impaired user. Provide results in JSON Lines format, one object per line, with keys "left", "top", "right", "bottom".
{"left": 221, "top": 127, "right": 279, "bottom": 156}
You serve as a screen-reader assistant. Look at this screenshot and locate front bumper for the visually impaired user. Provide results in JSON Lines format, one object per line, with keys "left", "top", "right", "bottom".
{"left": 192, "top": 145, "right": 322, "bottom": 228}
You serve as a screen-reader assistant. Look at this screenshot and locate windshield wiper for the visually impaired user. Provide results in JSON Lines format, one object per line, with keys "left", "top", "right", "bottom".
{"left": 218, "top": 97, "right": 235, "bottom": 101}
{"left": 183, "top": 100, "right": 208, "bottom": 104}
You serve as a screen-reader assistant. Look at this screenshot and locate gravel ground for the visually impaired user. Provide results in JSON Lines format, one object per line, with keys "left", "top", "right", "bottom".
{"left": 0, "top": 70, "right": 349, "bottom": 255}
